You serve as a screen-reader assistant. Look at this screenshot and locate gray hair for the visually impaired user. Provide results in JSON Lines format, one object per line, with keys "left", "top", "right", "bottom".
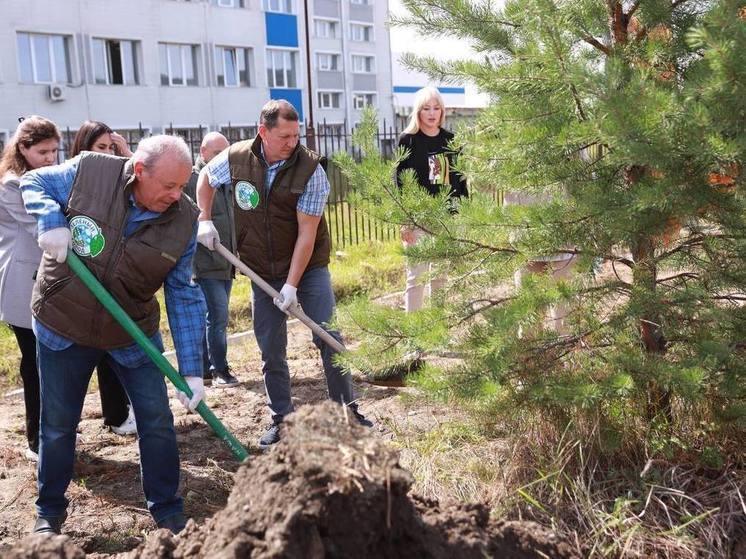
{"left": 133, "top": 134, "right": 192, "bottom": 168}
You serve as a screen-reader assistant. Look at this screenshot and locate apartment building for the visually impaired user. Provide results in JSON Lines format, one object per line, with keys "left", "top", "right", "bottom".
{"left": 0, "top": 0, "right": 395, "bottom": 148}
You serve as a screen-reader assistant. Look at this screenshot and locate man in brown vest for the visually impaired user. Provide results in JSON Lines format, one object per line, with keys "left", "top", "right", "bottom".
{"left": 195, "top": 100, "right": 372, "bottom": 448}
{"left": 20, "top": 135, "right": 206, "bottom": 535}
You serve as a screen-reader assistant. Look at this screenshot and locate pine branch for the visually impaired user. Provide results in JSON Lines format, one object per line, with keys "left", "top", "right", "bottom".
{"left": 582, "top": 34, "right": 611, "bottom": 55}
{"left": 455, "top": 297, "right": 516, "bottom": 324}
{"left": 657, "top": 272, "right": 700, "bottom": 284}
{"left": 628, "top": 1, "right": 641, "bottom": 18}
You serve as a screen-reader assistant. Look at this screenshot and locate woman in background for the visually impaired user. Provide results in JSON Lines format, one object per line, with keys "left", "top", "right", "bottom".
{"left": 70, "top": 120, "right": 133, "bottom": 158}
{"left": 67, "top": 121, "right": 136, "bottom": 436}
{"left": 0, "top": 116, "right": 61, "bottom": 461}
{"left": 396, "top": 86, "right": 468, "bottom": 313}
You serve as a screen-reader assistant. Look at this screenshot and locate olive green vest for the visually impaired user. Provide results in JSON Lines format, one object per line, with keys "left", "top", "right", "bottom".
{"left": 32, "top": 152, "right": 199, "bottom": 349}
{"left": 228, "top": 136, "right": 330, "bottom": 281}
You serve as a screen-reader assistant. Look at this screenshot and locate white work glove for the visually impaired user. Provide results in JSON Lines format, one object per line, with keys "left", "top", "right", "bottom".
{"left": 38, "top": 227, "right": 72, "bottom": 263}
{"left": 274, "top": 283, "right": 298, "bottom": 313}
{"left": 176, "top": 376, "right": 205, "bottom": 412}
{"left": 197, "top": 220, "right": 219, "bottom": 251}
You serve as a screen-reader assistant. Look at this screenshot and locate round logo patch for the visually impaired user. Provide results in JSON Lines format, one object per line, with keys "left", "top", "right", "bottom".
{"left": 70, "top": 215, "right": 106, "bottom": 258}
{"left": 235, "top": 181, "right": 260, "bottom": 210}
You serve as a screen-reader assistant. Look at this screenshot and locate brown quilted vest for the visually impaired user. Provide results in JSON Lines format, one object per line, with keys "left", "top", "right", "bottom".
{"left": 32, "top": 152, "right": 199, "bottom": 349}
{"left": 228, "top": 136, "right": 330, "bottom": 281}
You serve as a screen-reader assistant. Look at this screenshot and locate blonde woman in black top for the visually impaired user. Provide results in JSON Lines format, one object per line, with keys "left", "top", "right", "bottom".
{"left": 396, "top": 86, "right": 467, "bottom": 312}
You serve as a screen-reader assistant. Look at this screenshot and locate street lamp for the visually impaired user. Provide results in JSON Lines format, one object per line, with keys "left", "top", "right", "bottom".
{"left": 302, "top": 0, "right": 316, "bottom": 151}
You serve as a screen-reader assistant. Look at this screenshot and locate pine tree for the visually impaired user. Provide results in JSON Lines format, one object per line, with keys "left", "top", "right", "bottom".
{"left": 335, "top": 0, "right": 746, "bottom": 450}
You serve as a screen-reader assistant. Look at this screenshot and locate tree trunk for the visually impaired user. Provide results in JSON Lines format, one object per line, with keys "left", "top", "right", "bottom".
{"left": 631, "top": 236, "right": 671, "bottom": 421}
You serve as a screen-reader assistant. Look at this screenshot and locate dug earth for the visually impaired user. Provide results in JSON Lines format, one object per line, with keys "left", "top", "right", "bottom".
{"left": 6, "top": 402, "right": 577, "bottom": 559}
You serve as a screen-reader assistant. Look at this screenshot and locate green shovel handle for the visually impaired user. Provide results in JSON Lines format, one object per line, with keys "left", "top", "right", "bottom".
{"left": 66, "top": 250, "right": 249, "bottom": 461}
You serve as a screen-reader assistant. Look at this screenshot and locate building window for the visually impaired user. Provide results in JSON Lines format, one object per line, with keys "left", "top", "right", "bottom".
{"left": 318, "top": 91, "right": 341, "bottom": 109}
{"left": 317, "top": 123, "right": 345, "bottom": 135}
{"left": 159, "top": 43, "right": 199, "bottom": 86}
{"left": 217, "top": 0, "right": 245, "bottom": 7}
{"left": 163, "top": 126, "right": 205, "bottom": 159}
{"left": 317, "top": 53, "right": 340, "bottom": 71}
{"left": 350, "top": 0, "right": 370, "bottom": 4}
{"left": 263, "top": 0, "right": 292, "bottom": 13}
{"left": 220, "top": 124, "right": 258, "bottom": 143}
{"left": 314, "top": 19, "right": 338, "bottom": 39}
{"left": 92, "top": 39, "right": 139, "bottom": 85}
{"left": 352, "top": 93, "right": 375, "bottom": 110}
{"left": 113, "top": 128, "right": 148, "bottom": 151}
{"left": 350, "top": 23, "right": 373, "bottom": 42}
{"left": 17, "top": 32, "right": 72, "bottom": 84}
{"left": 266, "top": 49, "right": 297, "bottom": 88}
{"left": 351, "top": 54, "right": 374, "bottom": 73}
{"left": 215, "top": 46, "right": 253, "bottom": 87}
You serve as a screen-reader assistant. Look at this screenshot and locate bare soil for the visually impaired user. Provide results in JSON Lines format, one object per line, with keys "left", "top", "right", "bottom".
{"left": 0, "top": 322, "right": 573, "bottom": 558}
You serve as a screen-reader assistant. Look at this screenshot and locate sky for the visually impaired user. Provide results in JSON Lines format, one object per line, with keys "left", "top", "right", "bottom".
{"left": 387, "top": 0, "right": 490, "bottom": 106}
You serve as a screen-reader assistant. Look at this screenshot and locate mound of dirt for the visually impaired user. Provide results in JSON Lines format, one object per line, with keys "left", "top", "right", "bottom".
{"left": 6, "top": 402, "right": 576, "bottom": 558}
{"left": 124, "top": 401, "right": 576, "bottom": 559}
{"left": 4, "top": 534, "right": 85, "bottom": 559}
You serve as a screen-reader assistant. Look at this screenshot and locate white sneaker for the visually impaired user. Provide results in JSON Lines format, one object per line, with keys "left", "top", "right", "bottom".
{"left": 25, "top": 448, "right": 39, "bottom": 462}
{"left": 111, "top": 406, "right": 137, "bottom": 436}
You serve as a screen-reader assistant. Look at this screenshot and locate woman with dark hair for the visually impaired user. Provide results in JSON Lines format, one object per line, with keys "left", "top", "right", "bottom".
{"left": 0, "top": 115, "right": 60, "bottom": 461}
{"left": 65, "top": 121, "right": 137, "bottom": 436}
{"left": 69, "top": 120, "right": 133, "bottom": 158}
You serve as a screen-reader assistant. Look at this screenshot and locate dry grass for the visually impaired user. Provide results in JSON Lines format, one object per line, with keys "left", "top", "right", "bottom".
{"left": 488, "top": 419, "right": 743, "bottom": 558}
{"left": 378, "top": 372, "right": 744, "bottom": 558}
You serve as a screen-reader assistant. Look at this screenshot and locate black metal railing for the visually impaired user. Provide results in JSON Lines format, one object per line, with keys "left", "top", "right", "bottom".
{"left": 55, "top": 120, "right": 402, "bottom": 248}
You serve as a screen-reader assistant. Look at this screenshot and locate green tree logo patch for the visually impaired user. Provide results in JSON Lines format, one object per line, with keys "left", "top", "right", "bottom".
{"left": 70, "top": 215, "right": 106, "bottom": 258}
{"left": 235, "top": 181, "right": 260, "bottom": 210}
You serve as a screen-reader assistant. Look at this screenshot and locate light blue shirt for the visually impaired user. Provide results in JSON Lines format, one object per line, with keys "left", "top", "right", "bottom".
{"left": 205, "top": 143, "right": 330, "bottom": 216}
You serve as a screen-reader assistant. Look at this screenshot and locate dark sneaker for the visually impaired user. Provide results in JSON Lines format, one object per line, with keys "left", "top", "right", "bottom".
{"left": 156, "top": 513, "right": 186, "bottom": 534}
{"left": 350, "top": 406, "right": 373, "bottom": 428}
{"left": 213, "top": 368, "right": 241, "bottom": 388}
{"left": 203, "top": 370, "right": 213, "bottom": 386}
{"left": 33, "top": 513, "right": 66, "bottom": 535}
{"left": 258, "top": 420, "right": 282, "bottom": 449}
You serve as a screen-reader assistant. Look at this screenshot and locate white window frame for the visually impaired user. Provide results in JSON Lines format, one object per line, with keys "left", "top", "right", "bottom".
{"left": 17, "top": 32, "right": 73, "bottom": 84}
{"left": 215, "top": 45, "right": 253, "bottom": 87}
{"left": 265, "top": 47, "right": 300, "bottom": 88}
{"left": 317, "top": 122, "right": 345, "bottom": 135}
{"left": 160, "top": 42, "right": 199, "bottom": 87}
{"left": 350, "top": 53, "right": 375, "bottom": 73}
{"left": 352, "top": 91, "right": 376, "bottom": 110}
{"left": 217, "top": 0, "right": 244, "bottom": 7}
{"left": 349, "top": 22, "right": 374, "bottom": 42}
{"left": 316, "top": 51, "right": 342, "bottom": 72}
{"left": 263, "top": 0, "right": 293, "bottom": 14}
{"left": 317, "top": 89, "right": 343, "bottom": 109}
{"left": 218, "top": 123, "right": 258, "bottom": 141}
{"left": 161, "top": 124, "right": 206, "bottom": 156}
{"left": 91, "top": 37, "right": 140, "bottom": 85}
{"left": 313, "top": 17, "right": 340, "bottom": 39}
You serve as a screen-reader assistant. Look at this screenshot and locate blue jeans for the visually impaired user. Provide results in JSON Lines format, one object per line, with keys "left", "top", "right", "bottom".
{"left": 196, "top": 278, "right": 232, "bottom": 374}
{"left": 36, "top": 342, "right": 182, "bottom": 523}
{"left": 252, "top": 265, "right": 354, "bottom": 419}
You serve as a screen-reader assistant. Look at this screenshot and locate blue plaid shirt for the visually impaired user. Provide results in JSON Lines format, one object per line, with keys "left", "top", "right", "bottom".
{"left": 205, "top": 143, "right": 330, "bottom": 216}
{"left": 20, "top": 157, "right": 206, "bottom": 377}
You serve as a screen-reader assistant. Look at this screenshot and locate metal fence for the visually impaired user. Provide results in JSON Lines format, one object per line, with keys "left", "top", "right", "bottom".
{"left": 85, "top": 121, "right": 403, "bottom": 248}
{"left": 1, "top": 121, "right": 405, "bottom": 248}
